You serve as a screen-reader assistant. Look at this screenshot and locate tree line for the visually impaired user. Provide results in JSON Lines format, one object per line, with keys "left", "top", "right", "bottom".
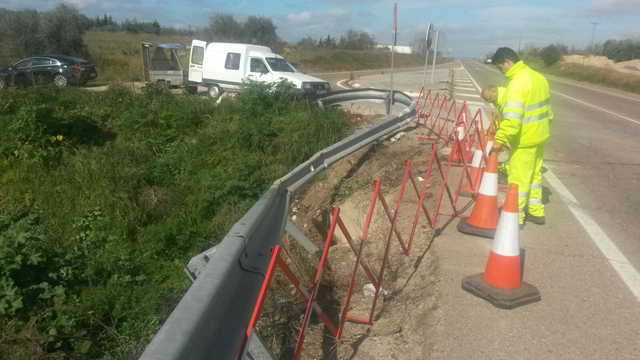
{"left": 296, "top": 30, "right": 377, "bottom": 50}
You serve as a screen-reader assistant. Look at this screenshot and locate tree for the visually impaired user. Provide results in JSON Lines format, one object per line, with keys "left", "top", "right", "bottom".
{"left": 244, "top": 15, "right": 282, "bottom": 52}
{"left": 204, "top": 13, "right": 243, "bottom": 43}
{"left": 297, "top": 36, "right": 317, "bottom": 47}
{"left": 411, "top": 31, "right": 429, "bottom": 55}
{"left": 338, "top": 30, "right": 376, "bottom": 50}
{"left": 540, "top": 44, "right": 562, "bottom": 66}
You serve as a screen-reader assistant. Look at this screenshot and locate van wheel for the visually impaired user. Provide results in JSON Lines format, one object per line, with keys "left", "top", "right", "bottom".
{"left": 0, "top": 77, "right": 6, "bottom": 90}
{"left": 208, "top": 84, "right": 223, "bottom": 99}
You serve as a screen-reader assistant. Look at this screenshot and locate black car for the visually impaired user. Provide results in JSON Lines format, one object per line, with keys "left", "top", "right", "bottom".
{"left": 0, "top": 55, "right": 97, "bottom": 89}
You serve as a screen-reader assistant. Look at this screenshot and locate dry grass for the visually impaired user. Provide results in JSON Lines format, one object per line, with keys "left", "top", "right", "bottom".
{"left": 84, "top": 31, "right": 191, "bottom": 84}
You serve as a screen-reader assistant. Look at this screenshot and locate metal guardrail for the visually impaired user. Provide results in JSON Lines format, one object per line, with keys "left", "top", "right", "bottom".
{"left": 140, "top": 88, "right": 417, "bottom": 360}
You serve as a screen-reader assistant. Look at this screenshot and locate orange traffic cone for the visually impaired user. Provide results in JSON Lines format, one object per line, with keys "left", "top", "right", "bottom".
{"left": 457, "top": 151, "right": 500, "bottom": 238}
{"left": 461, "top": 184, "right": 541, "bottom": 309}
{"left": 463, "top": 130, "right": 486, "bottom": 194}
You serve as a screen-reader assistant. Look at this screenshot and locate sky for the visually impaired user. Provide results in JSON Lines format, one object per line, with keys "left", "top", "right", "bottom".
{"left": 3, "top": 0, "right": 640, "bottom": 58}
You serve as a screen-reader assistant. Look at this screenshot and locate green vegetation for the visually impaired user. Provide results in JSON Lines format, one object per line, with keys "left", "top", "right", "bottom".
{"left": 0, "top": 81, "right": 349, "bottom": 359}
{"left": 283, "top": 47, "right": 425, "bottom": 73}
{"left": 84, "top": 31, "right": 191, "bottom": 83}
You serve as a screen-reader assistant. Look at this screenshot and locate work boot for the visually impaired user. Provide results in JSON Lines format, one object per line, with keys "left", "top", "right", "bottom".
{"left": 528, "top": 215, "right": 546, "bottom": 225}
{"left": 519, "top": 223, "right": 525, "bottom": 231}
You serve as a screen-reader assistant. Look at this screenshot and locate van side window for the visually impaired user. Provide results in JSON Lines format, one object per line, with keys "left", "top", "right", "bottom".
{"left": 192, "top": 46, "right": 204, "bottom": 65}
{"left": 250, "top": 58, "right": 268, "bottom": 73}
{"left": 225, "top": 53, "right": 241, "bottom": 70}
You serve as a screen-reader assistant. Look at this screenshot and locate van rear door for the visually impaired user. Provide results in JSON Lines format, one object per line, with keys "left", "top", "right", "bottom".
{"left": 189, "top": 40, "right": 207, "bottom": 83}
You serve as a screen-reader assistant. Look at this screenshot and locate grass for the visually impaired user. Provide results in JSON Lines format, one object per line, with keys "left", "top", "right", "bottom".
{"left": 525, "top": 56, "right": 640, "bottom": 95}
{"left": 84, "top": 31, "right": 192, "bottom": 84}
{"left": 0, "top": 81, "right": 349, "bottom": 359}
{"left": 282, "top": 46, "right": 426, "bottom": 73}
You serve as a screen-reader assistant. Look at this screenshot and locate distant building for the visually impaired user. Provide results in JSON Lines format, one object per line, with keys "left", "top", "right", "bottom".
{"left": 375, "top": 45, "right": 413, "bottom": 54}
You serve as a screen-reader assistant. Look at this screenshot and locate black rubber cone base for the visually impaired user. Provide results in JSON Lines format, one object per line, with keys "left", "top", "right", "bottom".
{"left": 457, "top": 218, "right": 496, "bottom": 239}
{"left": 462, "top": 273, "right": 541, "bottom": 309}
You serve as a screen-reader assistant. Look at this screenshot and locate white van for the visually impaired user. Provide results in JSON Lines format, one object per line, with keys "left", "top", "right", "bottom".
{"left": 188, "top": 40, "right": 331, "bottom": 98}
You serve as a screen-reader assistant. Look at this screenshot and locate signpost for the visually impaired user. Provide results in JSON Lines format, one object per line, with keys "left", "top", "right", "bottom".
{"left": 422, "top": 23, "right": 434, "bottom": 91}
{"left": 387, "top": 2, "right": 398, "bottom": 115}
{"left": 430, "top": 30, "right": 440, "bottom": 84}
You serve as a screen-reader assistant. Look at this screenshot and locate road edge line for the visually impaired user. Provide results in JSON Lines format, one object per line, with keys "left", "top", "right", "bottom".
{"left": 543, "top": 166, "right": 640, "bottom": 301}
{"left": 464, "top": 60, "right": 640, "bottom": 301}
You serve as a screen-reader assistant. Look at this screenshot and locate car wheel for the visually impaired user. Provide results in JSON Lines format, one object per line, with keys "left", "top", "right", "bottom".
{"left": 53, "top": 74, "right": 69, "bottom": 88}
{"left": 208, "top": 84, "right": 223, "bottom": 99}
{"left": 0, "top": 77, "right": 6, "bottom": 90}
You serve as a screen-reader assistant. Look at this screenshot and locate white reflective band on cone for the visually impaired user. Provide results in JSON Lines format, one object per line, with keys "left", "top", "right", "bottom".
{"left": 457, "top": 126, "right": 465, "bottom": 140}
{"left": 471, "top": 150, "right": 483, "bottom": 167}
{"left": 492, "top": 211, "right": 520, "bottom": 257}
{"left": 485, "top": 140, "right": 494, "bottom": 154}
{"left": 478, "top": 173, "right": 498, "bottom": 196}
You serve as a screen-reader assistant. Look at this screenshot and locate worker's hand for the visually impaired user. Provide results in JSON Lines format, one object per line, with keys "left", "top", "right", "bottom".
{"left": 489, "top": 142, "right": 504, "bottom": 155}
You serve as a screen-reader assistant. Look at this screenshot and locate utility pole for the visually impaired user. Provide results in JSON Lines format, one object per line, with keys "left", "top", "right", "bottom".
{"left": 518, "top": 37, "right": 522, "bottom": 54}
{"left": 590, "top": 22, "right": 600, "bottom": 51}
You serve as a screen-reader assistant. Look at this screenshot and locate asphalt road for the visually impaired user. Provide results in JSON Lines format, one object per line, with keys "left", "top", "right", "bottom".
{"left": 460, "top": 59, "right": 640, "bottom": 278}
{"left": 341, "top": 60, "right": 640, "bottom": 358}
{"left": 313, "top": 63, "right": 453, "bottom": 90}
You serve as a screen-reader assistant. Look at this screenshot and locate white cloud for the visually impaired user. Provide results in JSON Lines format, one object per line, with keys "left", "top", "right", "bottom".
{"left": 586, "top": 0, "right": 640, "bottom": 14}
{"left": 63, "top": 0, "right": 97, "bottom": 7}
{"left": 324, "top": 8, "right": 350, "bottom": 20}
{"left": 287, "top": 11, "right": 312, "bottom": 23}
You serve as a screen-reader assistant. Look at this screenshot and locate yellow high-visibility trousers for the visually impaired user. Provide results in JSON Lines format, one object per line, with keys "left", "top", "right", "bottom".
{"left": 507, "top": 143, "right": 546, "bottom": 224}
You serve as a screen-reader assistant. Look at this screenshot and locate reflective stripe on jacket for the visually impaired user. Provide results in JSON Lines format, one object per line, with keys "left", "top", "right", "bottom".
{"left": 495, "top": 61, "right": 553, "bottom": 147}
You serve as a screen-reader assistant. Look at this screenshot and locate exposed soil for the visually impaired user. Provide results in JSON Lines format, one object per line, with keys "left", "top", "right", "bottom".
{"left": 561, "top": 55, "right": 640, "bottom": 75}
{"left": 278, "top": 116, "right": 449, "bottom": 359}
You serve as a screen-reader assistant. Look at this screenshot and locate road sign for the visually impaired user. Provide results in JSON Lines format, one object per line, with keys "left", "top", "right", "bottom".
{"left": 393, "top": 3, "right": 398, "bottom": 46}
{"left": 426, "top": 23, "right": 434, "bottom": 49}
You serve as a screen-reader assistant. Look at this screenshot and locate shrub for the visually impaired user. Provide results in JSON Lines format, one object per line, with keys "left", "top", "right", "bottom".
{"left": 540, "top": 44, "right": 562, "bottom": 66}
{"left": 0, "top": 81, "right": 349, "bottom": 358}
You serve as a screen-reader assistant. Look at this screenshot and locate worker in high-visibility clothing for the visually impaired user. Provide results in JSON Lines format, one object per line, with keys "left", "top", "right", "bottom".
{"left": 489, "top": 47, "right": 553, "bottom": 227}
{"left": 481, "top": 85, "right": 510, "bottom": 179}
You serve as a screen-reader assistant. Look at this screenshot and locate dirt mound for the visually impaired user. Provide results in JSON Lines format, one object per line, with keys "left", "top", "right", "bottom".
{"left": 615, "top": 59, "right": 640, "bottom": 71}
{"left": 561, "top": 55, "right": 640, "bottom": 74}
{"left": 561, "top": 55, "right": 615, "bottom": 67}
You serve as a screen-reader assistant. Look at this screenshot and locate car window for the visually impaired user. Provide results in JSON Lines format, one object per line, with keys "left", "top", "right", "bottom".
{"left": 250, "top": 58, "right": 268, "bottom": 73}
{"left": 32, "top": 58, "right": 53, "bottom": 66}
{"left": 265, "top": 58, "right": 295, "bottom": 73}
{"left": 192, "top": 46, "right": 204, "bottom": 65}
{"left": 225, "top": 53, "right": 241, "bottom": 70}
{"left": 14, "top": 59, "right": 33, "bottom": 69}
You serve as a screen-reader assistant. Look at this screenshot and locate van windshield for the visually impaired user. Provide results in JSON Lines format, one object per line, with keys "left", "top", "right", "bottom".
{"left": 266, "top": 58, "right": 295, "bottom": 73}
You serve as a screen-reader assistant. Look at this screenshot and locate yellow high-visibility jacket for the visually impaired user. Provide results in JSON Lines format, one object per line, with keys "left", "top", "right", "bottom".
{"left": 496, "top": 61, "right": 553, "bottom": 147}
{"left": 496, "top": 87, "right": 506, "bottom": 112}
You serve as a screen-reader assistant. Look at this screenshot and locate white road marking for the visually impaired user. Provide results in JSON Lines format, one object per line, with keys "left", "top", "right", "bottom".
{"left": 470, "top": 59, "right": 640, "bottom": 103}
{"left": 550, "top": 90, "right": 640, "bottom": 126}
{"left": 337, "top": 79, "right": 351, "bottom": 90}
{"left": 544, "top": 166, "right": 640, "bottom": 301}
{"left": 462, "top": 100, "right": 489, "bottom": 106}
{"left": 455, "top": 93, "right": 482, "bottom": 98}
{"left": 460, "top": 64, "right": 483, "bottom": 92}
{"left": 454, "top": 86, "right": 477, "bottom": 91}
{"left": 464, "top": 59, "right": 640, "bottom": 301}
{"left": 466, "top": 60, "right": 640, "bottom": 126}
